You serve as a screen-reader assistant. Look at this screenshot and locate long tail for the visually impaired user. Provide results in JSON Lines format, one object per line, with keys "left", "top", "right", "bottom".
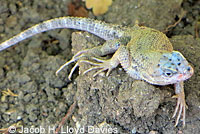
{"left": 0, "top": 17, "right": 126, "bottom": 51}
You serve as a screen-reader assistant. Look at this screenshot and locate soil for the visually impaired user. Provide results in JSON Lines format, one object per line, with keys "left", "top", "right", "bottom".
{"left": 0, "top": 0, "right": 199, "bottom": 134}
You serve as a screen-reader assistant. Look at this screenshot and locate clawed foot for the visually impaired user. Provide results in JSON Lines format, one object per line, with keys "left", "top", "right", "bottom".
{"left": 172, "top": 91, "right": 187, "bottom": 127}
{"left": 55, "top": 49, "right": 89, "bottom": 80}
{"left": 81, "top": 57, "right": 113, "bottom": 77}
{"left": 56, "top": 50, "right": 114, "bottom": 80}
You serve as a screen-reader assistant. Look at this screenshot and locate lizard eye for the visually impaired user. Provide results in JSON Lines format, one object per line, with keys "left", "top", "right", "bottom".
{"left": 163, "top": 69, "right": 174, "bottom": 77}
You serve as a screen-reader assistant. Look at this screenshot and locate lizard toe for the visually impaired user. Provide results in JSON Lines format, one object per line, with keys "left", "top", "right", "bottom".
{"left": 172, "top": 91, "right": 186, "bottom": 127}
{"left": 56, "top": 50, "right": 90, "bottom": 77}
{"left": 80, "top": 58, "right": 113, "bottom": 77}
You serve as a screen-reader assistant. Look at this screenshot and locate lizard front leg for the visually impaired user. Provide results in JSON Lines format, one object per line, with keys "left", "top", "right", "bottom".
{"left": 172, "top": 81, "right": 187, "bottom": 127}
{"left": 81, "top": 45, "right": 131, "bottom": 77}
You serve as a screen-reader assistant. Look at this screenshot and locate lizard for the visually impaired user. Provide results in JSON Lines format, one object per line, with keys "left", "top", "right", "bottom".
{"left": 0, "top": 17, "right": 194, "bottom": 127}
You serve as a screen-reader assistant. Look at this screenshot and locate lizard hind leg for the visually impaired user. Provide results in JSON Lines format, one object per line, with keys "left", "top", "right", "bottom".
{"left": 56, "top": 38, "right": 126, "bottom": 80}
{"left": 80, "top": 45, "right": 130, "bottom": 78}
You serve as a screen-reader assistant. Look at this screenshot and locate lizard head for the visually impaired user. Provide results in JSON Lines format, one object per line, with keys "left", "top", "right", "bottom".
{"left": 142, "top": 51, "right": 194, "bottom": 85}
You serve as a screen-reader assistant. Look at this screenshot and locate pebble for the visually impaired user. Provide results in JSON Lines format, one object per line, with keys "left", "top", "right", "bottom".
{"left": 5, "top": 15, "right": 17, "bottom": 28}
{"left": 28, "top": 113, "right": 38, "bottom": 122}
{"left": 0, "top": 26, "right": 4, "bottom": 32}
{"left": 9, "top": 3, "right": 17, "bottom": 14}
{"left": 23, "top": 94, "right": 32, "bottom": 102}
{"left": 17, "top": 74, "right": 31, "bottom": 84}
{"left": 26, "top": 104, "right": 38, "bottom": 114}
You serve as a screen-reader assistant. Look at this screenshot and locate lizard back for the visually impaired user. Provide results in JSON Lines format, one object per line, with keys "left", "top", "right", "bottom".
{"left": 128, "top": 26, "right": 173, "bottom": 52}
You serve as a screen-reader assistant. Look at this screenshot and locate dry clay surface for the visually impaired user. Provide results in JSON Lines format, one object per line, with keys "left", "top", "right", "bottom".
{"left": 0, "top": 0, "right": 200, "bottom": 134}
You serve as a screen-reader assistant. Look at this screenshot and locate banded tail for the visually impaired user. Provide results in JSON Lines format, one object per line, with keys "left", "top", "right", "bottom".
{"left": 0, "top": 17, "right": 126, "bottom": 51}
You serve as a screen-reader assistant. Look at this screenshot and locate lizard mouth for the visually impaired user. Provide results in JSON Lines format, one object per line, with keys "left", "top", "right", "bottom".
{"left": 179, "top": 65, "right": 194, "bottom": 80}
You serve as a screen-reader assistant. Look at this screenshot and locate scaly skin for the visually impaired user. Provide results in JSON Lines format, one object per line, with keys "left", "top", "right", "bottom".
{"left": 0, "top": 17, "right": 194, "bottom": 127}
